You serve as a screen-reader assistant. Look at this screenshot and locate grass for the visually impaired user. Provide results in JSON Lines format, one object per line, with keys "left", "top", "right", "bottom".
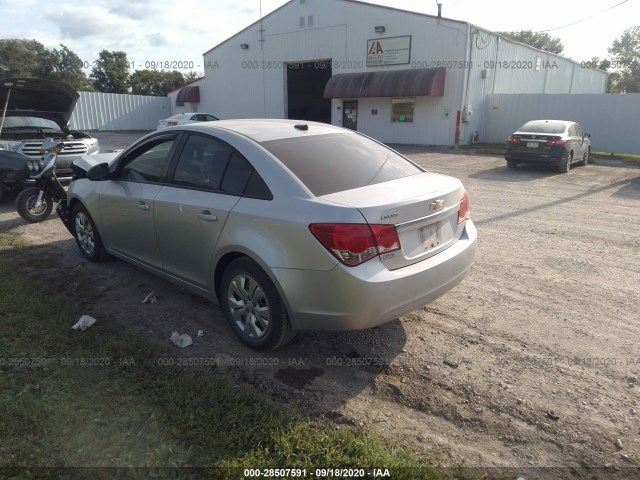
{"left": 592, "top": 151, "right": 640, "bottom": 159}
{"left": 0, "top": 236, "right": 451, "bottom": 480}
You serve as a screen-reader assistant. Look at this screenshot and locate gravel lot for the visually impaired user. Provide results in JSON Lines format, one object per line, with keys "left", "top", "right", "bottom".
{"left": 1, "top": 143, "right": 639, "bottom": 475}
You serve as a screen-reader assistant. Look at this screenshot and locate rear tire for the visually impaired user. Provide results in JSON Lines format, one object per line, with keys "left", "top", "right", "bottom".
{"left": 506, "top": 160, "right": 518, "bottom": 169}
{"left": 220, "top": 257, "right": 295, "bottom": 350}
{"left": 558, "top": 151, "right": 572, "bottom": 173}
{"left": 15, "top": 187, "right": 53, "bottom": 222}
{"left": 72, "top": 203, "right": 109, "bottom": 262}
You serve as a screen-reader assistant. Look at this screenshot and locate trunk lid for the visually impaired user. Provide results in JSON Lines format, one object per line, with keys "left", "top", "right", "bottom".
{"left": 321, "top": 172, "right": 466, "bottom": 270}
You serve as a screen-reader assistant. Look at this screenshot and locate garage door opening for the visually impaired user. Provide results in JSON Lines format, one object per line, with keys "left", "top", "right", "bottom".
{"left": 286, "top": 60, "right": 332, "bottom": 123}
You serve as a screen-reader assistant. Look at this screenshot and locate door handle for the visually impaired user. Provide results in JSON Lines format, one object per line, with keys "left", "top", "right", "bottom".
{"left": 136, "top": 203, "right": 150, "bottom": 211}
{"left": 197, "top": 211, "right": 217, "bottom": 222}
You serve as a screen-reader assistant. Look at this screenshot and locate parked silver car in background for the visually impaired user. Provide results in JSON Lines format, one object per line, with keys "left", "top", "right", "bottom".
{"left": 156, "top": 112, "right": 219, "bottom": 129}
{"left": 505, "top": 120, "right": 590, "bottom": 173}
{"left": 63, "top": 120, "right": 477, "bottom": 350}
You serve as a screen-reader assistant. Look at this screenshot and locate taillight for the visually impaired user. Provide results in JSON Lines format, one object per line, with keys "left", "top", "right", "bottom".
{"left": 507, "top": 135, "right": 521, "bottom": 144}
{"left": 458, "top": 190, "right": 470, "bottom": 224}
{"left": 168, "top": 121, "right": 178, "bottom": 126}
{"left": 309, "top": 223, "right": 401, "bottom": 267}
{"left": 545, "top": 137, "right": 566, "bottom": 147}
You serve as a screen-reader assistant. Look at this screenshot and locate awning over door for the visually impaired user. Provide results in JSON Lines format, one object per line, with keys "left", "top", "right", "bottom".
{"left": 324, "top": 68, "right": 445, "bottom": 98}
{"left": 176, "top": 85, "right": 200, "bottom": 104}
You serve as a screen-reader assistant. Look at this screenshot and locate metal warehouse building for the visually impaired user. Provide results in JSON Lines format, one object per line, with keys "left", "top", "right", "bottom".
{"left": 169, "top": 0, "right": 608, "bottom": 146}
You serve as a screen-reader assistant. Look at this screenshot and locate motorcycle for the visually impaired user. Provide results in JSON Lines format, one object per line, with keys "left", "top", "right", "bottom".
{"left": 14, "top": 138, "right": 69, "bottom": 223}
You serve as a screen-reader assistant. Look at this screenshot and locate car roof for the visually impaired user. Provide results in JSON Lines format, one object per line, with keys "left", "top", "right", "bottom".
{"left": 170, "top": 112, "right": 216, "bottom": 118}
{"left": 180, "top": 119, "right": 346, "bottom": 143}
{"left": 522, "top": 120, "right": 574, "bottom": 126}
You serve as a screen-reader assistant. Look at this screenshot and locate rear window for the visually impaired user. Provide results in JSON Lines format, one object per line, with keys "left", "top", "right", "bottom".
{"left": 260, "top": 133, "right": 422, "bottom": 196}
{"left": 519, "top": 122, "right": 567, "bottom": 134}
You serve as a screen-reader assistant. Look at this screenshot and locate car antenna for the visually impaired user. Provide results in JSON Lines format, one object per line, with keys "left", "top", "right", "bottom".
{"left": 294, "top": 124, "right": 309, "bottom": 131}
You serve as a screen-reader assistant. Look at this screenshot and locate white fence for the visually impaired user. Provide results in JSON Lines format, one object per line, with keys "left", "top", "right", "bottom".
{"left": 481, "top": 93, "right": 640, "bottom": 154}
{"left": 69, "top": 92, "right": 171, "bottom": 131}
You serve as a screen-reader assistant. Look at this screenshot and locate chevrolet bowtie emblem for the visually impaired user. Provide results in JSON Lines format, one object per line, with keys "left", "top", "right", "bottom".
{"left": 430, "top": 199, "right": 444, "bottom": 210}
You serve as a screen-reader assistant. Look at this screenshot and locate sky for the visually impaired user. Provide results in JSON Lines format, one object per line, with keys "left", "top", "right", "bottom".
{"left": 0, "top": 0, "right": 637, "bottom": 75}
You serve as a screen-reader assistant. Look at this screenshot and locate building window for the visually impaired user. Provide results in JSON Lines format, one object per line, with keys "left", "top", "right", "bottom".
{"left": 307, "top": 15, "right": 314, "bottom": 27}
{"left": 299, "top": 16, "right": 305, "bottom": 27}
{"left": 391, "top": 98, "right": 415, "bottom": 123}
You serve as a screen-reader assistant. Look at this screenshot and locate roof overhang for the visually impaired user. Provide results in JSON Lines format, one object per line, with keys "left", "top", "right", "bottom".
{"left": 0, "top": 77, "right": 79, "bottom": 127}
{"left": 176, "top": 85, "right": 200, "bottom": 104}
{"left": 324, "top": 68, "right": 446, "bottom": 98}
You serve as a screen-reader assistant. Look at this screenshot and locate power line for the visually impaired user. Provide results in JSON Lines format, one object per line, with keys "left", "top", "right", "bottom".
{"left": 534, "top": 0, "right": 629, "bottom": 33}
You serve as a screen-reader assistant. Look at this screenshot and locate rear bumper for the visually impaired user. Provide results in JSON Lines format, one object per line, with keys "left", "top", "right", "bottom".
{"left": 273, "top": 221, "right": 477, "bottom": 331}
{"left": 505, "top": 148, "right": 567, "bottom": 164}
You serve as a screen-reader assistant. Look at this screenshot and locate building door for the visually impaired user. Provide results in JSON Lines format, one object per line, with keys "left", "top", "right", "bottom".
{"left": 286, "top": 60, "right": 332, "bottom": 123}
{"left": 342, "top": 101, "right": 358, "bottom": 130}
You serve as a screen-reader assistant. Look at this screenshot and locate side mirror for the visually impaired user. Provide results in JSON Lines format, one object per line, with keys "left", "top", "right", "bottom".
{"left": 585, "top": 133, "right": 591, "bottom": 138}
{"left": 87, "top": 162, "right": 110, "bottom": 181}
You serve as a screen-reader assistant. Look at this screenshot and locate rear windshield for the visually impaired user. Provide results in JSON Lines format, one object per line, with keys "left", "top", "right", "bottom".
{"left": 519, "top": 122, "right": 567, "bottom": 134}
{"left": 260, "top": 133, "right": 422, "bottom": 196}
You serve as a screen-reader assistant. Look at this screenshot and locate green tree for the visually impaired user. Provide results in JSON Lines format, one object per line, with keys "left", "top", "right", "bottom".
{"left": 498, "top": 30, "right": 564, "bottom": 55}
{"left": 50, "top": 44, "right": 93, "bottom": 91}
{"left": 183, "top": 71, "right": 202, "bottom": 83}
{"left": 608, "top": 26, "right": 640, "bottom": 93}
{"left": 90, "top": 50, "right": 130, "bottom": 93}
{"left": 128, "top": 69, "right": 185, "bottom": 96}
{"left": 0, "top": 39, "right": 51, "bottom": 78}
{"left": 0, "top": 39, "right": 91, "bottom": 90}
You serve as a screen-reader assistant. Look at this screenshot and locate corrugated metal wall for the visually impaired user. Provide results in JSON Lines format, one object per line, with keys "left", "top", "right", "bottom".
{"left": 460, "top": 29, "right": 608, "bottom": 146}
{"left": 482, "top": 93, "right": 640, "bottom": 154}
{"left": 70, "top": 91, "right": 171, "bottom": 131}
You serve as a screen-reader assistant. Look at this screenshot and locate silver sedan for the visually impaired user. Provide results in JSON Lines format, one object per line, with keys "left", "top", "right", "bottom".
{"left": 63, "top": 120, "right": 477, "bottom": 350}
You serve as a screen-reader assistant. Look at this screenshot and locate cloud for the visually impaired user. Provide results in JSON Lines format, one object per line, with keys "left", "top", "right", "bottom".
{"left": 106, "top": 0, "right": 164, "bottom": 21}
{"left": 145, "top": 33, "right": 169, "bottom": 47}
{"left": 46, "top": 4, "right": 137, "bottom": 40}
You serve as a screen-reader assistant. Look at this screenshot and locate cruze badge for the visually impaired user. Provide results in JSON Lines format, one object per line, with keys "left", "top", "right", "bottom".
{"left": 381, "top": 212, "right": 399, "bottom": 220}
{"left": 430, "top": 199, "right": 444, "bottom": 210}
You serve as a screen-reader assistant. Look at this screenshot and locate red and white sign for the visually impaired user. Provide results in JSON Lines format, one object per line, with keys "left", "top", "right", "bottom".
{"left": 367, "top": 36, "right": 411, "bottom": 67}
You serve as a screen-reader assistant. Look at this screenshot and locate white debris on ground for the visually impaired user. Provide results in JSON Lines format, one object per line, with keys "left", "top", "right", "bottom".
{"left": 71, "top": 315, "right": 96, "bottom": 332}
{"left": 170, "top": 331, "right": 193, "bottom": 348}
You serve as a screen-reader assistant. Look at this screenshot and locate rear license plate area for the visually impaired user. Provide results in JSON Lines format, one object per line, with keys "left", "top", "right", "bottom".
{"left": 526, "top": 142, "right": 538, "bottom": 148}
{"left": 419, "top": 222, "right": 441, "bottom": 250}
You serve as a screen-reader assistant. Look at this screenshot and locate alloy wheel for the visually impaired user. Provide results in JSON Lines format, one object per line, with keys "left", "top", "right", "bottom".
{"left": 227, "top": 274, "right": 271, "bottom": 339}
{"left": 75, "top": 211, "right": 95, "bottom": 255}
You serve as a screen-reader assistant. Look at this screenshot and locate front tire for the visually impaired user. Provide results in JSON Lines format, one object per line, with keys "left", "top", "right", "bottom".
{"left": 72, "top": 203, "right": 108, "bottom": 262}
{"left": 220, "top": 257, "right": 295, "bottom": 350}
{"left": 15, "top": 187, "right": 53, "bottom": 222}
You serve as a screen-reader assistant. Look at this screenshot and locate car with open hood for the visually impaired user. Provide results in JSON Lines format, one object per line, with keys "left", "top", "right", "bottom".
{"left": 0, "top": 77, "right": 99, "bottom": 182}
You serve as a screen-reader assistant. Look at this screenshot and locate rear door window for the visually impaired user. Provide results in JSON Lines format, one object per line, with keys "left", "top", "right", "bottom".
{"left": 170, "top": 134, "right": 272, "bottom": 199}
{"left": 260, "top": 133, "right": 422, "bottom": 197}
{"left": 171, "top": 134, "right": 231, "bottom": 191}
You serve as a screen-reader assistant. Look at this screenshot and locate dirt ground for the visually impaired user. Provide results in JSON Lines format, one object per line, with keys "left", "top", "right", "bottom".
{"left": 1, "top": 133, "right": 639, "bottom": 477}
